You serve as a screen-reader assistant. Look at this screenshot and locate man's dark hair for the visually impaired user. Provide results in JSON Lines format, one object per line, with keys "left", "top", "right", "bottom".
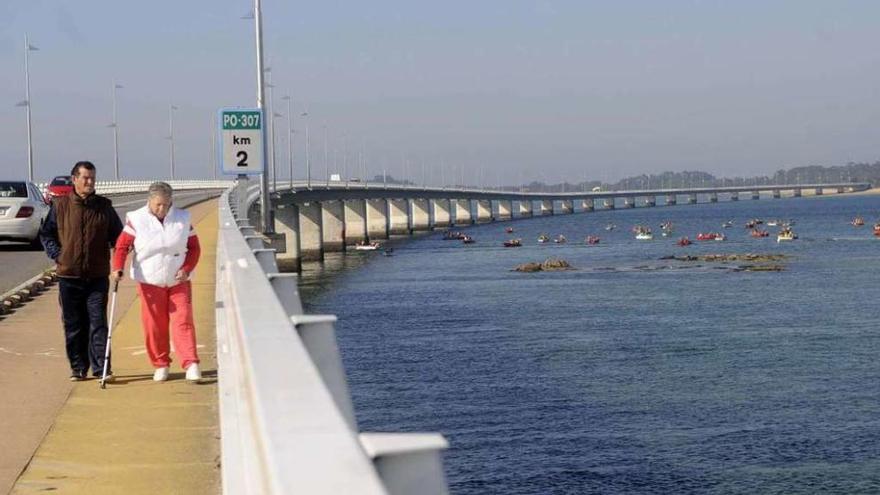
{"left": 71, "top": 161, "right": 96, "bottom": 177}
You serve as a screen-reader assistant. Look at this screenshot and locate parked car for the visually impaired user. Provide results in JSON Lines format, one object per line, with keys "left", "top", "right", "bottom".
{"left": 0, "top": 180, "right": 50, "bottom": 247}
{"left": 45, "top": 175, "right": 74, "bottom": 201}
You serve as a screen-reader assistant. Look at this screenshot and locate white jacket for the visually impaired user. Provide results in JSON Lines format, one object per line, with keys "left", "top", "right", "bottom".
{"left": 124, "top": 205, "right": 193, "bottom": 287}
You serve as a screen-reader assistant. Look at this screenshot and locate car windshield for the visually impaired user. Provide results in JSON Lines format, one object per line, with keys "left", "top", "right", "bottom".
{"left": 0, "top": 182, "right": 27, "bottom": 198}
{"left": 50, "top": 176, "right": 72, "bottom": 186}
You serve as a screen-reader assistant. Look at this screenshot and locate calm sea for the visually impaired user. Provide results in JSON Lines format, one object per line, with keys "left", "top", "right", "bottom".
{"left": 300, "top": 194, "right": 880, "bottom": 494}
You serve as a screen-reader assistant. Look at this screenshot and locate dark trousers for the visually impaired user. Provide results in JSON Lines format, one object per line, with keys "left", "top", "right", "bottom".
{"left": 58, "top": 277, "right": 110, "bottom": 376}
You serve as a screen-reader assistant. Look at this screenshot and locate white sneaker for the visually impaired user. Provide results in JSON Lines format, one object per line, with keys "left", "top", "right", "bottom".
{"left": 153, "top": 367, "right": 169, "bottom": 382}
{"left": 185, "top": 363, "right": 202, "bottom": 382}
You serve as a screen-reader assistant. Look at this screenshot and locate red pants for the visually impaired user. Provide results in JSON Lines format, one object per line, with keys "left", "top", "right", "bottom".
{"left": 136, "top": 281, "right": 200, "bottom": 370}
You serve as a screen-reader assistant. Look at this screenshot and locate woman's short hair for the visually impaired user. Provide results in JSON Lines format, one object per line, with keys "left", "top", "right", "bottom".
{"left": 148, "top": 181, "right": 174, "bottom": 199}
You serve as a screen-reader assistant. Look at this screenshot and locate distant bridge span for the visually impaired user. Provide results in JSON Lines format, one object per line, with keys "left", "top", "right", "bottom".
{"left": 239, "top": 180, "right": 870, "bottom": 270}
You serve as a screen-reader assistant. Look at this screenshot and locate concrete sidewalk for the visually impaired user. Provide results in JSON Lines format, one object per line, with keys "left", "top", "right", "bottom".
{"left": 3, "top": 200, "right": 220, "bottom": 495}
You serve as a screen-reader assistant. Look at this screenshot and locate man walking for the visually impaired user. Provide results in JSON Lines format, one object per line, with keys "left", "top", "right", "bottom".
{"left": 40, "top": 161, "right": 123, "bottom": 381}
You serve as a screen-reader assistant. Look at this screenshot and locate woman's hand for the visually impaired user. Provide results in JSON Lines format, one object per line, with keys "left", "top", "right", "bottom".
{"left": 111, "top": 270, "right": 123, "bottom": 282}
{"left": 175, "top": 269, "right": 188, "bottom": 282}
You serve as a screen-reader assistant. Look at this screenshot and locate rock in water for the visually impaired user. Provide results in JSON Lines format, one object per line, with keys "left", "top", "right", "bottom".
{"left": 514, "top": 262, "right": 543, "bottom": 272}
{"left": 541, "top": 258, "right": 572, "bottom": 271}
{"left": 513, "top": 258, "right": 574, "bottom": 272}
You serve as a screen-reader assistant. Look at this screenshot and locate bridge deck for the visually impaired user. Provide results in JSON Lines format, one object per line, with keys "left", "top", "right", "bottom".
{"left": 3, "top": 200, "right": 220, "bottom": 495}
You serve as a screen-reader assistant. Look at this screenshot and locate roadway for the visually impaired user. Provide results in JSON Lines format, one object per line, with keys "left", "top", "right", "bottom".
{"left": 0, "top": 190, "right": 220, "bottom": 296}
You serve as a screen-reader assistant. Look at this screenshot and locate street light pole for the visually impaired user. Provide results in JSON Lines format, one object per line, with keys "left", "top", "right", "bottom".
{"left": 301, "top": 111, "right": 311, "bottom": 189}
{"left": 342, "top": 133, "right": 348, "bottom": 188}
{"left": 252, "top": 0, "right": 273, "bottom": 233}
{"left": 22, "top": 35, "right": 38, "bottom": 182}
{"left": 361, "top": 139, "right": 367, "bottom": 189}
{"left": 323, "top": 124, "right": 329, "bottom": 186}
{"left": 168, "top": 104, "right": 177, "bottom": 179}
{"left": 265, "top": 71, "right": 277, "bottom": 192}
{"left": 271, "top": 110, "right": 281, "bottom": 192}
{"left": 111, "top": 81, "right": 123, "bottom": 180}
{"left": 281, "top": 95, "right": 293, "bottom": 187}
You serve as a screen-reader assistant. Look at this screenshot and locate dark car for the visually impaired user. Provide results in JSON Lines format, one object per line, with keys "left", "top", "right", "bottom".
{"left": 45, "top": 175, "right": 73, "bottom": 201}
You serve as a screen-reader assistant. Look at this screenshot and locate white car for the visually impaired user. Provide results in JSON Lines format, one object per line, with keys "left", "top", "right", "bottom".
{"left": 0, "top": 180, "right": 50, "bottom": 246}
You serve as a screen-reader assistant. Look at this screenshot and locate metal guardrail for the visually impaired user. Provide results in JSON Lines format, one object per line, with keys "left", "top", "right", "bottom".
{"left": 34, "top": 179, "right": 233, "bottom": 195}
{"left": 216, "top": 179, "right": 449, "bottom": 495}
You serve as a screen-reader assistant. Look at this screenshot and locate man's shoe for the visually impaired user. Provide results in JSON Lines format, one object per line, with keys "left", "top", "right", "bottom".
{"left": 185, "top": 363, "right": 201, "bottom": 382}
{"left": 153, "top": 367, "right": 169, "bottom": 382}
{"left": 69, "top": 370, "right": 86, "bottom": 382}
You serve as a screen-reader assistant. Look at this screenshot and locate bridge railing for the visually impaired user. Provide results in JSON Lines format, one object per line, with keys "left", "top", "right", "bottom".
{"left": 35, "top": 179, "right": 233, "bottom": 195}
{"left": 216, "top": 179, "right": 449, "bottom": 495}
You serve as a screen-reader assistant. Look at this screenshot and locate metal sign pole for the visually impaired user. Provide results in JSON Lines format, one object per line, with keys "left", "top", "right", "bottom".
{"left": 254, "top": 0, "right": 273, "bottom": 234}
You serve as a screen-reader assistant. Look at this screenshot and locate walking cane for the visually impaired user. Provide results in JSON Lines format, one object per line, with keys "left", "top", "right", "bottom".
{"left": 99, "top": 278, "right": 120, "bottom": 389}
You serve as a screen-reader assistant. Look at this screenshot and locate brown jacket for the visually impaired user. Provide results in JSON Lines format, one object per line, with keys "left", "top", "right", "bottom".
{"left": 40, "top": 192, "right": 123, "bottom": 279}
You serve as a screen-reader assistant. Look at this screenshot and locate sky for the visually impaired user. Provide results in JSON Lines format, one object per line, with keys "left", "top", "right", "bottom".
{"left": 1, "top": 1, "right": 879, "bottom": 185}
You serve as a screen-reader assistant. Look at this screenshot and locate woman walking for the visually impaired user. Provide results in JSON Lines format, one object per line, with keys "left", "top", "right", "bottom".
{"left": 112, "top": 182, "right": 201, "bottom": 381}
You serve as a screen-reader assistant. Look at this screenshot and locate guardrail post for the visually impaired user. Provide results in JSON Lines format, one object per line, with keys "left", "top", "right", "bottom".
{"left": 251, "top": 248, "right": 278, "bottom": 273}
{"left": 266, "top": 272, "right": 304, "bottom": 315}
{"left": 359, "top": 433, "right": 450, "bottom": 495}
{"left": 290, "top": 314, "right": 357, "bottom": 431}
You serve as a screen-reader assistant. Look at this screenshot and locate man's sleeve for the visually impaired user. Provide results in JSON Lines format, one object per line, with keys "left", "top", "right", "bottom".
{"left": 40, "top": 204, "right": 61, "bottom": 261}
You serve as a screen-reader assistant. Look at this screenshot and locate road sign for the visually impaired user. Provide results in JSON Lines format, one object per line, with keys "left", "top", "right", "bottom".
{"left": 218, "top": 108, "right": 264, "bottom": 175}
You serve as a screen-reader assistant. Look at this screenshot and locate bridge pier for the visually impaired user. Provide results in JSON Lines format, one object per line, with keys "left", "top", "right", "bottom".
{"left": 815, "top": 187, "right": 823, "bottom": 196}
{"left": 411, "top": 199, "right": 431, "bottom": 231}
{"left": 541, "top": 199, "right": 553, "bottom": 215}
{"left": 582, "top": 198, "right": 594, "bottom": 211}
{"left": 431, "top": 199, "right": 451, "bottom": 228}
{"left": 604, "top": 198, "right": 615, "bottom": 209}
{"left": 497, "top": 200, "right": 512, "bottom": 220}
{"left": 321, "top": 201, "right": 345, "bottom": 252}
{"left": 624, "top": 197, "right": 636, "bottom": 208}
{"left": 519, "top": 200, "right": 533, "bottom": 217}
{"left": 837, "top": 186, "right": 845, "bottom": 194}
{"left": 709, "top": 192, "right": 718, "bottom": 203}
{"left": 344, "top": 200, "right": 367, "bottom": 245}
{"left": 666, "top": 194, "right": 677, "bottom": 206}
{"left": 299, "top": 202, "right": 324, "bottom": 261}
{"left": 730, "top": 192, "right": 739, "bottom": 201}
{"left": 560, "top": 199, "right": 573, "bottom": 214}
{"left": 454, "top": 199, "right": 472, "bottom": 225}
{"left": 644, "top": 196, "right": 656, "bottom": 207}
{"left": 688, "top": 194, "right": 697, "bottom": 204}
{"left": 753, "top": 191, "right": 761, "bottom": 200}
{"left": 476, "top": 200, "right": 493, "bottom": 223}
{"left": 388, "top": 199, "right": 411, "bottom": 235}
{"left": 793, "top": 188, "right": 801, "bottom": 198}
{"left": 366, "top": 198, "right": 388, "bottom": 240}
{"left": 273, "top": 203, "right": 301, "bottom": 271}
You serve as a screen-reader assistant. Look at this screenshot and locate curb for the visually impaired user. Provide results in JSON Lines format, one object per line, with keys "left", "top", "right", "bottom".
{"left": 0, "top": 270, "right": 57, "bottom": 315}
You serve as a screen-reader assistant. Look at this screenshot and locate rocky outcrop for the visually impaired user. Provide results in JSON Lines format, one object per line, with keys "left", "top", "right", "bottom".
{"left": 658, "top": 253, "right": 789, "bottom": 272}
{"left": 514, "top": 258, "right": 574, "bottom": 272}
{"left": 660, "top": 253, "right": 789, "bottom": 263}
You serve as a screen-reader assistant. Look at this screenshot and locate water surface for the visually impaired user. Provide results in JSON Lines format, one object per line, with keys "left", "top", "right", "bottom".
{"left": 301, "top": 194, "right": 880, "bottom": 494}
